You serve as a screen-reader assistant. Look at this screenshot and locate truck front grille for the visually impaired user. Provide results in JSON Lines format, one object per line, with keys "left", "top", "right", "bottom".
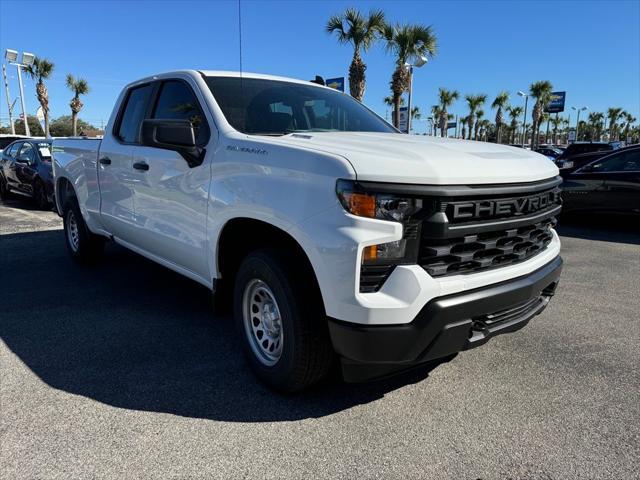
{"left": 420, "top": 218, "right": 556, "bottom": 277}
{"left": 357, "top": 176, "right": 562, "bottom": 292}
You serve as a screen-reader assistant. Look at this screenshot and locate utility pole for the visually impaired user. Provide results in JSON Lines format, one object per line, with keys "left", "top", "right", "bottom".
{"left": 2, "top": 64, "right": 15, "bottom": 134}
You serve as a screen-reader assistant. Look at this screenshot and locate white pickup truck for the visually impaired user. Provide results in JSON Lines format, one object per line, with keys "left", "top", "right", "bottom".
{"left": 53, "top": 70, "right": 562, "bottom": 392}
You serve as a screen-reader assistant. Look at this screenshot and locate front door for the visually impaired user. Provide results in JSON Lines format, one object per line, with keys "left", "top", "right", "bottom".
{"left": 129, "top": 79, "right": 213, "bottom": 280}
{"left": 98, "top": 83, "right": 154, "bottom": 241}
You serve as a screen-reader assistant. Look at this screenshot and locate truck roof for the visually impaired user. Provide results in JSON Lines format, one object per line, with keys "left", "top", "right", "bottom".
{"left": 125, "top": 70, "right": 334, "bottom": 91}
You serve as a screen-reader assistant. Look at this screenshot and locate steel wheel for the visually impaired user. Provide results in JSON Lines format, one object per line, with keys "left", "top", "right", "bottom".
{"left": 66, "top": 210, "right": 80, "bottom": 253}
{"left": 242, "top": 279, "right": 283, "bottom": 366}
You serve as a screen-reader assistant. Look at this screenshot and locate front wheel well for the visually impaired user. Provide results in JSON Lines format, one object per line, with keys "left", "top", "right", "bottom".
{"left": 216, "top": 218, "right": 324, "bottom": 311}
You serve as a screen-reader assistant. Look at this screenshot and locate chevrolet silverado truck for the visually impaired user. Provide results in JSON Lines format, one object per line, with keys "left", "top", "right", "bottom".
{"left": 52, "top": 71, "right": 562, "bottom": 392}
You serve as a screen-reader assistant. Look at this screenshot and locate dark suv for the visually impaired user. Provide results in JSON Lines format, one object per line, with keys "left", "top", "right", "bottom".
{"left": 556, "top": 142, "right": 624, "bottom": 171}
{"left": 561, "top": 146, "right": 640, "bottom": 216}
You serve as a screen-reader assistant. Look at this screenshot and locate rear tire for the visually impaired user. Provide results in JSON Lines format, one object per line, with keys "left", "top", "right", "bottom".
{"left": 33, "top": 179, "right": 48, "bottom": 210}
{"left": 62, "top": 199, "right": 105, "bottom": 264}
{"left": 233, "top": 248, "right": 333, "bottom": 393}
{"left": 0, "top": 175, "right": 9, "bottom": 201}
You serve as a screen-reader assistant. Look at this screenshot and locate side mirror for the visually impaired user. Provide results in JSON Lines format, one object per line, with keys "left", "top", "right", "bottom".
{"left": 141, "top": 119, "right": 204, "bottom": 167}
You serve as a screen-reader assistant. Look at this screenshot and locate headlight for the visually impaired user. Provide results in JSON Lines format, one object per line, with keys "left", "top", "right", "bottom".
{"left": 336, "top": 179, "right": 426, "bottom": 265}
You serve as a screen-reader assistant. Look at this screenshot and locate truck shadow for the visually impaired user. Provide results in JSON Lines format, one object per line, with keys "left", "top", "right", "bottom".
{"left": 0, "top": 229, "right": 434, "bottom": 422}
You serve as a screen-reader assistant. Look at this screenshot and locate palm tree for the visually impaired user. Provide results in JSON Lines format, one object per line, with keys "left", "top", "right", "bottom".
{"left": 491, "top": 91, "right": 509, "bottom": 144}
{"left": 465, "top": 94, "right": 486, "bottom": 140}
{"left": 65, "top": 74, "right": 90, "bottom": 137}
{"left": 411, "top": 106, "right": 421, "bottom": 121}
{"left": 528, "top": 80, "right": 553, "bottom": 148}
{"left": 587, "top": 112, "right": 604, "bottom": 141}
{"left": 327, "top": 8, "right": 386, "bottom": 101}
{"left": 459, "top": 116, "right": 468, "bottom": 139}
{"left": 607, "top": 107, "right": 624, "bottom": 140}
{"left": 384, "top": 23, "right": 437, "bottom": 128}
{"left": 550, "top": 114, "right": 564, "bottom": 144}
{"left": 622, "top": 112, "right": 636, "bottom": 141}
{"left": 436, "top": 88, "right": 459, "bottom": 137}
{"left": 25, "top": 57, "right": 54, "bottom": 137}
{"left": 474, "top": 109, "right": 485, "bottom": 140}
{"left": 431, "top": 105, "right": 443, "bottom": 136}
{"left": 506, "top": 105, "right": 523, "bottom": 143}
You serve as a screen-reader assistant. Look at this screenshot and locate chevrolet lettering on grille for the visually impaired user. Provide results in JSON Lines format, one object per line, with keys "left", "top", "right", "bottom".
{"left": 448, "top": 188, "right": 561, "bottom": 221}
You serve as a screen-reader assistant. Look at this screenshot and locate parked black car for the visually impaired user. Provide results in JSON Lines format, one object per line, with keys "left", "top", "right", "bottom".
{"left": 555, "top": 141, "right": 624, "bottom": 171}
{"left": 561, "top": 146, "right": 640, "bottom": 216}
{"left": 0, "top": 139, "right": 54, "bottom": 209}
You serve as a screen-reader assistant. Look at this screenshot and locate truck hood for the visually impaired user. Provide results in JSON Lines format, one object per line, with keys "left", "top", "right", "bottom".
{"left": 269, "top": 132, "right": 558, "bottom": 185}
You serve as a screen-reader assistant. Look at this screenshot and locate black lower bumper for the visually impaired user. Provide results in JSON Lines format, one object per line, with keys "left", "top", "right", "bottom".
{"left": 328, "top": 256, "right": 563, "bottom": 382}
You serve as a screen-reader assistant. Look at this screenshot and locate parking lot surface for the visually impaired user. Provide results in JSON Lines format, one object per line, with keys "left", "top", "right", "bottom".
{"left": 1, "top": 198, "right": 638, "bottom": 479}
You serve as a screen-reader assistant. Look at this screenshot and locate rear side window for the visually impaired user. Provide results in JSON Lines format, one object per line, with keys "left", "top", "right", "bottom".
{"left": 591, "top": 150, "right": 640, "bottom": 172}
{"left": 152, "top": 80, "right": 210, "bottom": 145}
{"left": 117, "top": 84, "right": 154, "bottom": 143}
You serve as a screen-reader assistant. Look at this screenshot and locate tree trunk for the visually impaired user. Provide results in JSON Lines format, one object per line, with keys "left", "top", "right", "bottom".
{"left": 349, "top": 50, "right": 366, "bottom": 101}
{"left": 391, "top": 65, "right": 408, "bottom": 130}
{"left": 70, "top": 97, "right": 83, "bottom": 137}
{"left": 36, "top": 81, "right": 50, "bottom": 137}
{"left": 439, "top": 112, "right": 447, "bottom": 137}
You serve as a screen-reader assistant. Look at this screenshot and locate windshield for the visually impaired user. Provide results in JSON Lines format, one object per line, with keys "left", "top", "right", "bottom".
{"left": 205, "top": 76, "right": 396, "bottom": 136}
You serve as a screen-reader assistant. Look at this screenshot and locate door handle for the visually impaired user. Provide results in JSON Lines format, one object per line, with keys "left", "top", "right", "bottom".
{"left": 133, "top": 162, "right": 149, "bottom": 171}
{"left": 99, "top": 157, "right": 112, "bottom": 165}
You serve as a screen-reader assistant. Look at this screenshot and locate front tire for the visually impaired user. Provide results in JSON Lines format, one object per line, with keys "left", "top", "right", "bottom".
{"left": 233, "top": 249, "right": 333, "bottom": 393}
{"left": 62, "top": 199, "right": 105, "bottom": 264}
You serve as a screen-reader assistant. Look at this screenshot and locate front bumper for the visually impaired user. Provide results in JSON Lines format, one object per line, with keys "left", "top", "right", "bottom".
{"left": 328, "top": 255, "right": 562, "bottom": 381}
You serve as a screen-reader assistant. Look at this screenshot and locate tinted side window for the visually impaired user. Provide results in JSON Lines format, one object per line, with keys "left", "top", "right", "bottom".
{"left": 19, "top": 143, "right": 35, "bottom": 161}
{"left": 591, "top": 151, "right": 640, "bottom": 172}
{"left": 152, "top": 81, "right": 210, "bottom": 145}
{"left": 7, "top": 143, "right": 21, "bottom": 157}
{"left": 117, "top": 84, "right": 154, "bottom": 143}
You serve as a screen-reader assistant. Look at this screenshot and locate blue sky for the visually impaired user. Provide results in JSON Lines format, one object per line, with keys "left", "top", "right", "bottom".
{"left": 1, "top": 0, "right": 638, "bottom": 132}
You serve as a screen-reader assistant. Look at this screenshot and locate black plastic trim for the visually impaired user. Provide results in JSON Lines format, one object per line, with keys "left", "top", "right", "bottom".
{"left": 328, "top": 256, "right": 562, "bottom": 371}
{"left": 354, "top": 176, "right": 562, "bottom": 197}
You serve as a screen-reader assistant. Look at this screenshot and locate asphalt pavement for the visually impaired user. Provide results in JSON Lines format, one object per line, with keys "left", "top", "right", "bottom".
{"left": 1, "top": 197, "right": 638, "bottom": 479}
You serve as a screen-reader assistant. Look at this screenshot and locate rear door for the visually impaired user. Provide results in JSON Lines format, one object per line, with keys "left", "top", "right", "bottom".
{"left": 98, "top": 83, "right": 154, "bottom": 241}
{"left": 601, "top": 150, "right": 640, "bottom": 214}
{"left": 129, "top": 78, "right": 213, "bottom": 279}
{"left": 563, "top": 163, "right": 609, "bottom": 213}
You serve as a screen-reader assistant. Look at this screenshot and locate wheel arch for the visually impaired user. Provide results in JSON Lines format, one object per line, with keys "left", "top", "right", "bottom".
{"left": 215, "top": 217, "right": 327, "bottom": 313}
{"left": 55, "top": 176, "right": 77, "bottom": 214}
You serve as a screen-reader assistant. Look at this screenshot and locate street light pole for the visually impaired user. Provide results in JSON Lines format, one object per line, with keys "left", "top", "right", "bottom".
{"left": 404, "top": 56, "right": 428, "bottom": 134}
{"left": 2, "top": 64, "right": 15, "bottom": 134}
{"left": 406, "top": 65, "right": 413, "bottom": 134}
{"left": 518, "top": 91, "right": 528, "bottom": 147}
{"left": 15, "top": 65, "right": 29, "bottom": 136}
{"left": 5, "top": 49, "right": 34, "bottom": 137}
{"left": 572, "top": 106, "right": 588, "bottom": 141}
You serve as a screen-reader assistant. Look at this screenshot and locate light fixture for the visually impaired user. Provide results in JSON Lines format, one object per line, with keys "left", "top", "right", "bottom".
{"left": 21, "top": 52, "right": 35, "bottom": 66}
{"left": 5, "top": 49, "right": 18, "bottom": 63}
{"left": 414, "top": 55, "right": 428, "bottom": 68}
